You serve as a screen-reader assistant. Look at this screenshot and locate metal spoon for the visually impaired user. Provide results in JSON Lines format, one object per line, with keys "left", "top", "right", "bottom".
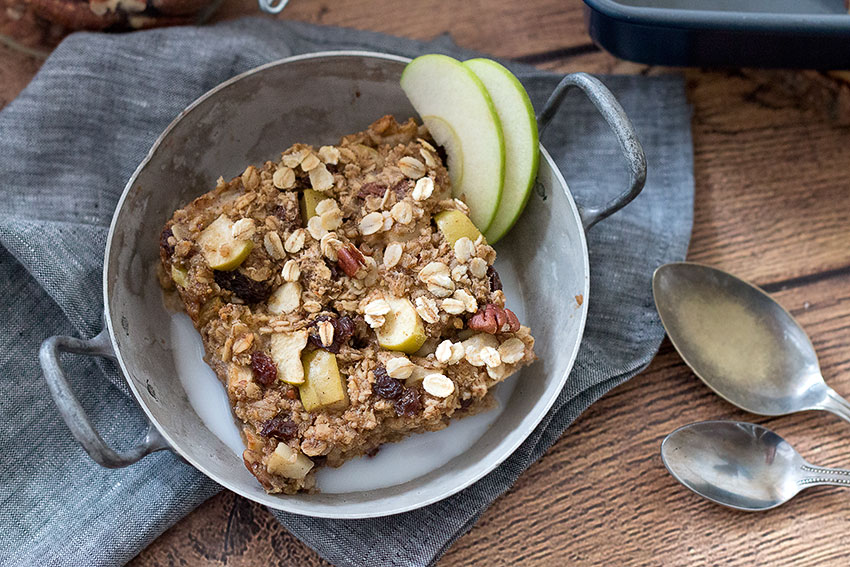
{"left": 662, "top": 421, "right": 850, "bottom": 511}
{"left": 652, "top": 262, "right": 850, "bottom": 422}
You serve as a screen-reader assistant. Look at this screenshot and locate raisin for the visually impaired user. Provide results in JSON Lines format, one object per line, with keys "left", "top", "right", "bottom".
{"left": 391, "top": 178, "right": 411, "bottom": 196}
{"left": 366, "top": 446, "right": 381, "bottom": 458}
{"left": 358, "top": 181, "right": 388, "bottom": 198}
{"left": 159, "top": 226, "right": 174, "bottom": 256}
{"left": 373, "top": 366, "right": 404, "bottom": 399}
{"left": 285, "top": 388, "right": 298, "bottom": 400}
{"left": 311, "top": 455, "right": 328, "bottom": 468}
{"left": 259, "top": 415, "right": 298, "bottom": 441}
{"left": 460, "top": 397, "right": 474, "bottom": 409}
{"left": 250, "top": 352, "right": 278, "bottom": 386}
{"left": 274, "top": 202, "right": 302, "bottom": 232}
{"left": 487, "top": 265, "right": 503, "bottom": 292}
{"left": 214, "top": 270, "right": 272, "bottom": 304}
{"left": 325, "top": 258, "right": 343, "bottom": 280}
{"left": 307, "top": 315, "right": 355, "bottom": 354}
{"left": 394, "top": 387, "right": 422, "bottom": 417}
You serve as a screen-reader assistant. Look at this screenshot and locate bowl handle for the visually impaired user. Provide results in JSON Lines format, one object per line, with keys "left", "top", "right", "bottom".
{"left": 39, "top": 324, "right": 170, "bottom": 468}
{"left": 537, "top": 72, "right": 647, "bottom": 231}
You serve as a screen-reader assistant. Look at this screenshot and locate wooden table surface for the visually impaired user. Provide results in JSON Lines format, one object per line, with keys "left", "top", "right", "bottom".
{"left": 4, "top": 1, "right": 850, "bottom": 565}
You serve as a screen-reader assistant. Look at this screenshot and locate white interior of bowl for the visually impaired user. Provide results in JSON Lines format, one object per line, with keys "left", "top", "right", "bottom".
{"left": 104, "top": 52, "right": 589, "bottom": 518}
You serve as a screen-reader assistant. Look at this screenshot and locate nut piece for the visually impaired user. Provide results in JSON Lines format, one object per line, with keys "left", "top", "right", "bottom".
{"left": 468, "top": 304, "right": 521, "bottom": 334}
{"left": 317, "top": 320, "right": 335, "bottom": 348}
{"left": 383, "top": 242, "right": 403, "bottom": 269}
{"left": 309, "top": 163, "right": 335, "bottom": 191}
{"left": 399, "top": 156, "right": 426, "bottom": 179}
{"left": 263, "top": 231, "right": 286, "bottom": 260}
{"left": 415, "top": 296, "right": 439, "bottom": 324}
{"left": 498, "top": 337, "right": 526, "bottom": 364}
{"left": 284, "top": 228, "right": 307, "bottom": 253}
{"left": 386, "top": 356, "right": 414, "bottom": 379}
{"left": 423, "top": 373, "right": 455, "bottom": 398}
{"left": 273, "top": 167, "right": 296, "bottom": 189}
{"left": 453, "top": 237, "right": 475, "bottom": 264}
{"left": 318, "top": 145, "right": 340, "bottom": 165}
{"left": 337, "top": 244, "right": 367, "bottom": 277}
{"left": 411, "top": 177, "right": 434, "bottom": 201}
{"left": 241, "top": 165, "right": 260, "bottom": 190}
{"left": 281, "top": 260, "right": 300, "bottom": 282}
{"left": 359, "top": 211, "right": 384, "bottom": 235}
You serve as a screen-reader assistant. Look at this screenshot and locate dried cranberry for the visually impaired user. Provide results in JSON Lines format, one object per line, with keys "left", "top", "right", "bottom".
{"left": 358, "top": 181, "right": 388, "bottom": 198}
{"left": 159, "top": 226, "right": 174, "bottom": 256}
{"left": 487, "top": 266, "right": 503, "bottom": 292}
{"left": 214, "top": 270, "right": 272, "bottom": 304}
{"left": 250, "top": 352, "right": 278, "bottom": 386}
{"left": 273, "top": 202, "right": 303, "bottom": 232}
{"left": 373, "top": 366, "right": 404, "bottom": 399}
{"left": 394, "top": 387, "right": 422, "bottom": 416}
{"left": 307, "top": 315, "right": 355, "bottom": 354}
{"left": 259, "top": 415, "right": 298, "bottom": 440}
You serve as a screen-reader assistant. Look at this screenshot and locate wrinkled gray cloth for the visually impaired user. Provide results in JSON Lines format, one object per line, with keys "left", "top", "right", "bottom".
{"left": 0, "top": 18, "right": 693, "bottom": 567}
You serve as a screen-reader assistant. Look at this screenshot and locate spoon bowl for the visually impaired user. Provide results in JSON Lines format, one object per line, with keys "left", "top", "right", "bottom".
{"left": 662, "top": 421, "right": 850, "bottom": 511}
{"left": 652, "top": 262, "right": 850, "bottom": 421}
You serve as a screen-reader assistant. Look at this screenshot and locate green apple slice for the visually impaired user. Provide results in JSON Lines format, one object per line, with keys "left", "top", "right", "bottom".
{"left": 464, "top": 58, "right": 540, "bottom": 244}
{"left": 267, "top": 443, "right": 314, "bottom": 479}
{"left": 401, "top": 54, "right": 505, "bottom": 232}
{"left": 299, "top": 349, "right": 349, "bottom": 412}
{"left": 434, "top": 210, "right": 483, "bottom": 246}
{"left": 299, "top": 188, "right": 324, "bottom": 221}
{"left": 376, "top": 296, "right": 427, "bottom": 354}
{"left": 197, "top": 214, "right": 253, "bottom": 271}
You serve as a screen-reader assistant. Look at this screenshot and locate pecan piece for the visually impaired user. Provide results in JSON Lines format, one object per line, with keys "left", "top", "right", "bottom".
{"left": 468, "top": 304, "right": 520, "bottom": 334}
{"left": 336, "top": 244, "right": 366, "bottom": 277}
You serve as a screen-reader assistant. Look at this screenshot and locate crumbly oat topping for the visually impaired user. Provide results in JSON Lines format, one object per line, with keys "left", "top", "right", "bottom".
{"left": 159, "top": 115, "right": 535, "bottom": 494}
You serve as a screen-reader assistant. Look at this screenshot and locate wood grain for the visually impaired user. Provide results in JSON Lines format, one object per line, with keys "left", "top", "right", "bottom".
{"left": 3, "top": 0, "right": 850, "bottom": 565}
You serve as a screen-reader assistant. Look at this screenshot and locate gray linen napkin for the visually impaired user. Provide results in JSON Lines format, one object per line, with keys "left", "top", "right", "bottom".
{"left": 0, "top": 17, "right": 693, "bottom": 567}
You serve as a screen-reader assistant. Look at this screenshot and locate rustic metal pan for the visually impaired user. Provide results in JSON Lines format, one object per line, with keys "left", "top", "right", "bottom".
{"left": 40, "top": 52, "right": 645, "bottom": 518}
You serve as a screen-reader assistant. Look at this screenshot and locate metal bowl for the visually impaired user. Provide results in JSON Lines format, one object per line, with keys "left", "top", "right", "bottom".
{"left": 40, "top": 52, "right": 645, "bottom": 518}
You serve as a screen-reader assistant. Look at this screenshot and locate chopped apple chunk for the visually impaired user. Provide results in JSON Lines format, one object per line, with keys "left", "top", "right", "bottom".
{"left": 376, "top": 297, "right": 427, "bottom": 354}
{"left": 299, "top": 188, "right": 324, "bottom": 221}
{"left": 434, "top": 210, "right": 483, "bottom": 246}
{"left": 269, "top": 330, "right": 309, "bottom": 385}
{"left": 266, "top": 442, "right": 314, "bottom": 479}
{"left": 299, "top": 349, "right": 349, "bottom": 412}
{"left": 197, "top": 214, "right": 253, "bottom": 270}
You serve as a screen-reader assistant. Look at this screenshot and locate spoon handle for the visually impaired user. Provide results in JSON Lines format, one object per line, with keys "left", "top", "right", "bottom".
{"left": 799, "top": 464, "right": 850, "bottom": 488}
{"left": 816, "top": 387, "right": 850, "bottom": 424}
